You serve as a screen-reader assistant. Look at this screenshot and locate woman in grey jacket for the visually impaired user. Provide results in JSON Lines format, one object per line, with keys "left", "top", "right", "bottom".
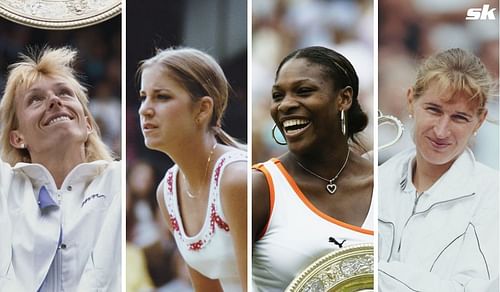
{"left": 378, "top": 48, "right": 498, "bottom": 291}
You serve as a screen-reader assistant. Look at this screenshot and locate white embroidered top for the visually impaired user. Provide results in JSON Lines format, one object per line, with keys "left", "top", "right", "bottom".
{"left": 252, "top": 158, "right": 374, "bottom": 292}
{"left": 164, "top": 150, "right": 247, "bottom": 292}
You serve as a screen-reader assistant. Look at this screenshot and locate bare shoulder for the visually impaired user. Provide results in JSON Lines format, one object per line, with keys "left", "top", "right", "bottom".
{"left": 219, "top": 161, "right": 247, "bottom": 238}
{"left": 252, "top": 167, "right": 271, "bottom": 242}
{"left": 220, "top": 160, "right": 247, "bottom": 201}
{"left": 252, "top": 168, "right": 270, "bottom": 200}
{"left": 156, "top": 178, "right": 172, "bottom": 232}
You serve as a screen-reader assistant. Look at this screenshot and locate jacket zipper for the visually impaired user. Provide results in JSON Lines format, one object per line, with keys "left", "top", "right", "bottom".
{"left": 396, "top": 191, "right": 475, "bottom": 254}
{"left": 57, "top": 191, "right": 63, "bottom": 291}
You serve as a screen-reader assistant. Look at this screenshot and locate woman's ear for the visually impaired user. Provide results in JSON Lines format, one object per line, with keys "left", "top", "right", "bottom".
{"left": 85, "top": 116, "right": 94, "bottom": 137}
{"left": 475, "top": 107, "right": 488, "bottom": 133}
{"left": 9, "top": 130, "right": 25, "bottom": 149}
{"left": 195, "top": 96, "right": 214, "bottom": 126}
{"left": 337, "top": 86, "right": 353, "bottom": 111}
{"left": 407, "top": 87, "right": 415, "bottom": 115}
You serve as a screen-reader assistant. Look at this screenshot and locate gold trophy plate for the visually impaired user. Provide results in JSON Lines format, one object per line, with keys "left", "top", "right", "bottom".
{"left": 286, "top": 244, "right": 374, "bottom": 292}
{"left": 0, "top": 0, "right": 121, "bottom": 30}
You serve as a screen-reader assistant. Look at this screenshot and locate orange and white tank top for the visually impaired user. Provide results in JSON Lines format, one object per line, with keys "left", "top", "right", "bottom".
{"left": 252, "top": 158, "right": 374, "bottom": 292}
{"left": 164, "top": 150, "right": 247, "bottom": 292}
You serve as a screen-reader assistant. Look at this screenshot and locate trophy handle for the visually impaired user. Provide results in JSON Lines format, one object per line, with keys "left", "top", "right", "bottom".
{"left": 378, "top": 110, "right": 404, "bottom": 151}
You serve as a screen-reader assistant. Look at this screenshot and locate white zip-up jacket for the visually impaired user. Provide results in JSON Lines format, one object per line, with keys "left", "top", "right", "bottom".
{"left": 0, "top": 159, "right": 121, "bottom": 291}
{"left": 378, "top": 148, "right": 498, "bottom": 291}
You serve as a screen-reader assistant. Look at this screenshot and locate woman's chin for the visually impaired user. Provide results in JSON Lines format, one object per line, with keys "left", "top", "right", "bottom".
{"left": 144, "top": 139, "right": 161, "bottom": 151}
{"left": 418, "top": 147, "right": 460, "bottom": 168}
{"left": 287, "top": 140, "right": 315, "bottom": 155}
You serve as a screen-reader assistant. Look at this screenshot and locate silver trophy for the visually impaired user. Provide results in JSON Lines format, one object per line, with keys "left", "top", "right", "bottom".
{"left": 378, "top": 110, "right": 404, "bottom": 151}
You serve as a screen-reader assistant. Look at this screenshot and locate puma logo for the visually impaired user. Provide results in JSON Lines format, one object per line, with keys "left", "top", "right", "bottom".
{"left": 329, "top": 237, "right": 346, "bottom": 248}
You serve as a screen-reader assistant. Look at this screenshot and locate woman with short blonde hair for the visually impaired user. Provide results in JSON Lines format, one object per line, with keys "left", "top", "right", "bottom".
{"left": 378, "top": 48, "right": 498, "bottom": 291}
{"left": 0, "top": 46, "right": 113, "bottom": 165}
{"left": 0, "top": 46, "right": 120, "bottom": 291}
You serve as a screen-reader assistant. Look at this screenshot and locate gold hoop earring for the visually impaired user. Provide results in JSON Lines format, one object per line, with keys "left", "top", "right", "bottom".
{"left": 340, "top": 110, "right": 347, "bottom": 136}
{"left": 272, "top": 124, "right": 287, "bottom": 145}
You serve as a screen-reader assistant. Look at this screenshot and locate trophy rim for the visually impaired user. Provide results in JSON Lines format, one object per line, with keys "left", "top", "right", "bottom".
{"left": 0, "top": 1, "right": 121, "bottom": 30}
{"left": 286, "top": 243, "right": 374, "bottom": 292}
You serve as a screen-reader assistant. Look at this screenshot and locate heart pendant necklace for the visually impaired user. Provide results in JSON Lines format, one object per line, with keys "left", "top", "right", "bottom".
{"left": 295, "top": 149, "right": 350, "bottom": 195}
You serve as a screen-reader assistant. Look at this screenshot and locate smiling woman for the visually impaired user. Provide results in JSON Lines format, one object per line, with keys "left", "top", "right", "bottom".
{"left": 0, "top": 47, "right": 112, "bottom": 167}
{"left": 378, "top": 48, "right": 499, "bottom": 291}
{"left": 9, "top": 76, "right": 94, "bottom": 174}
{"left": 252, "top": 46, "right": 374, "bottom": 291}
{"left": 0, "top": 47, "right": 121, "bottom": 291}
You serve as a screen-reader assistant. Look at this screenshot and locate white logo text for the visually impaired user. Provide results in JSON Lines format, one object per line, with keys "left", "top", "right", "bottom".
{"left": 466, "top": 5, "right": 496, "bottom": 20}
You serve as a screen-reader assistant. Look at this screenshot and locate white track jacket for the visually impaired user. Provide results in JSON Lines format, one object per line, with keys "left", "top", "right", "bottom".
{"left": 378, "top": 148, "right": 498, "bottom": 291}
{"left": 0, "top": 159, "right": 121, "bottom": 291}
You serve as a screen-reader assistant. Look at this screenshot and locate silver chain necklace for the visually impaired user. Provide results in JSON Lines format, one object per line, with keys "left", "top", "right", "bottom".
{"left": 295, "top": 149, "right": 350, "bottom": 195}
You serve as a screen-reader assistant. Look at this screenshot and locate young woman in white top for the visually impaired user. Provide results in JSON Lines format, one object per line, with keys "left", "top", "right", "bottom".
{"left": 252, "top": 46, "right": 374, "bottom": 291}
{"left": 138, "top": 47, "right": 247, "bottom": 292}
{"left": 0, "top": 47, "right": 121, "bottom": 291}
{"left": 378, "top": 48, "right": 498, "bottom": 291}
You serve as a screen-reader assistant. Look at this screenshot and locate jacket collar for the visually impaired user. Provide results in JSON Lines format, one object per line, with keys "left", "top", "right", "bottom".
{"left": 38, "top": 185, "right": 57, "bottom": 210}
{"left": 399, "top": 148, "right": 477, "bottom": 213}
{"left": 12, "top": 160, "right": 109, "bottom": 204}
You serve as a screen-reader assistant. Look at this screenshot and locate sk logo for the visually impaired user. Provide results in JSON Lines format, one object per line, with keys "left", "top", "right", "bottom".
{"left": 466, "top": 4, "right": 496, "bottom": 20}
